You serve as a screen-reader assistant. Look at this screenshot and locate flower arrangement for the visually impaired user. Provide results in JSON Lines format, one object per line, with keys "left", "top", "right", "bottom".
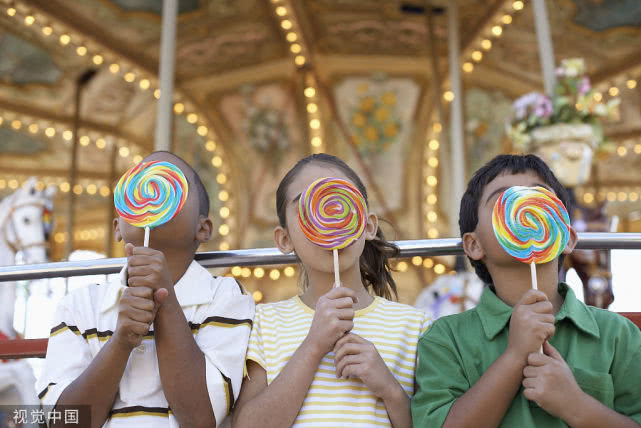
{"left": 507, "top": 58, "right": 620, "bottom": 151}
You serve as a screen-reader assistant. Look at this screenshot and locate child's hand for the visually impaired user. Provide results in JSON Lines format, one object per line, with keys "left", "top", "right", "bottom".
{"left": 522, "top": 341, "right": 583, "bottom": 419}
{"left": 125, "top": 243, "right": 172, "bottom": 298}
{"left": 333, "top": 333, "right": 400, "bottom": 400}
{"left": 305, "top": 287, "right": 356, "bottom": 358}
{"left": 506, "top": 289, "right": 555, "bottom": 360}
{"left": 114, "top": 286, "right": 157, "bottom": 350}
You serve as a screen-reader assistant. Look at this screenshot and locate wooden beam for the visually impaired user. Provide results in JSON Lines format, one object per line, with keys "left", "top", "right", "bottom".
{"left": 591, "top": 50, "right": 641, "bottom": 85}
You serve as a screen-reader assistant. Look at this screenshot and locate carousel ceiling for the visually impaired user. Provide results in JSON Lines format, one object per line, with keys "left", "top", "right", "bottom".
{"left": 1, "top": 0, "right": 641, "bottom": 301}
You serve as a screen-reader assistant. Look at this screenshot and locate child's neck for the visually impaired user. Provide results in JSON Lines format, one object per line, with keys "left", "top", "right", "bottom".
{"left": 489, "top": 262, "right": 564, "bottom": 314}
{"left": 156, "top": 246, "right": 195, "bottom": 286}
{"left": 300, "top": 264, "right": 374, "bottom": 311}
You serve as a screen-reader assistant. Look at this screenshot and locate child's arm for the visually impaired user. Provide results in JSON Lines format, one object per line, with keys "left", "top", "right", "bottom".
{"left": 412, "top": 289, "right": 554, "bottom": 428}
{"left": 232, "top": 287, "right": 357, "bottom": 428}
{"left": 126, "top": 246, "right": 215, "bottom": 427}
{"left": 333, "top": 333, "right": 411, "bottom": 428}
{"left": 54, "top": 286, "right": 157, "bottom": 428}
{"left": 523, "top": 341, "right": 641, "bottom": 428}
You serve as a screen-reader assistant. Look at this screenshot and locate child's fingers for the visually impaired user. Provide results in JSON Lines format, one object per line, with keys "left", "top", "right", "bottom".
{"left": 128, "top": 275, "right": 155, "bottom": 288}
{"left": 127, "top": 255, "right": 160, "bottom": 267}
{"left": 123, "top": 296, "right": 155, "bottom": 312}
{"left": 334, "top": 343, "right": 365, "bottom": 363}
{"left": 337, "top": 320, "right": 354, "bottom": 336}
{"left": 340, "top": 363, "right": 362, "bottom": 380}
{"left": 523, "top": 365, "right": 539, "bottom": 378}
{"left": 335, "top": 308, "right": 355, "bottom": 320}
{"left": 522, "top": 377, "right": 537, "bottom": 389}
{"left": 527, "top": 352, "right": 551, "bottom": 367}
{"left": 127, "top": 265, "right": 154, "bottom": 278}
{"left": 325, "top": 287, "right": 357, "bottom": 303}
{"left": 528, "top": 300, "right": 554, "bottom": 314}
{"left": 543, "top": 341, "right": 563, "bottom": 360}
{"left": 123, "top": 306, "right": 155, "bottom": 324}
{"left": 131, "top": 246, "right": 161, "bottom": 256}
{"left": 520, "top": 289, "right": 548, "bottom": 305}
{"left": 125, "top": 243, "right": 135, "bottom": 257}
{"left": 331, "top": 297, "right": 357, "bottom": 309}
{"left": 154, "top": 288, "right": 169, "bottom": 306}
{"left": 124, "top": 286, "right": 154, "bottom": 300}
{"left": 335, "top": 355, "right": 361, "bottom": 378}
{"left": 333, "top": 333, "right": 358, "bottom": 351}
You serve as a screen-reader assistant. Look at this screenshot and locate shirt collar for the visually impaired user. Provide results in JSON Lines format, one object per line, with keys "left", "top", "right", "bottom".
{"left": 476, "top": 282, "right": 600, "bottom": 341}
{"left": 555, "top": 282, "right": 600, "bottom": 339}
{"left": 100, "top": 260, "right": 214, "bottom": 313}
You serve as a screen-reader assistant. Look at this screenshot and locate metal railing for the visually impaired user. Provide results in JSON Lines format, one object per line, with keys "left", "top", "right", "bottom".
{"left": 1, "top": 233, "right": 641, "bottom": 282}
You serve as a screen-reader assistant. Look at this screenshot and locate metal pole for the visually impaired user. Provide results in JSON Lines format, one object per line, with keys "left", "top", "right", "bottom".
{"left": 105, "top": 143, "right": 118, "bottom": 257}
{"left": 448, "top": 0, "right": 466, "bottom": 237}
{"left": 2, "top": 233, "right": 641, "bottom": 282}
{"left": 532, "top": 0, "right": 556, "bottom": 96}
{"left": 154, "top": 0, "right": 178, "bottom": 151}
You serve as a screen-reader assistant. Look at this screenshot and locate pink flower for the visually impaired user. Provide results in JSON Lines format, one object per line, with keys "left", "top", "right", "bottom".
{"left": 578, "top": 77, "right": 591, "bottom": 95}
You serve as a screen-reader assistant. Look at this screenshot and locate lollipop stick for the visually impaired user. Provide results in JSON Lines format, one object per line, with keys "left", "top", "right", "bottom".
{"left": 530, "top": 261, "right": 538, "bottom": 291}
{"left": 530, "top": 261, "right": 543, "bottom": 353}
{"left": 144, "top": 226, "right": 150, "bottom": 247}
{"left": 333, "top": 249, "right": 340, "bottom": 288}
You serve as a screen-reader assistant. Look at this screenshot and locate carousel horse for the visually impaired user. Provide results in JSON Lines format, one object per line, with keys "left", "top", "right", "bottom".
{"left": 562, "top": 198, "right": 614, "bottom": 308}
{"left": 415, "top": 258, "right": 484, "bottom": 320}
{"left": 0, "top": 178, "right": 55, "bottom": 412}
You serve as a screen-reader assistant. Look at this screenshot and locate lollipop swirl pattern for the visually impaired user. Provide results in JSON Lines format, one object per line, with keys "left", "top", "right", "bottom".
{"left": 298, "top": 177, "right": 368, "bottom": 250}
{"left": 492, "top": 186, "right": 570, "bottom": 264}
{"left": 114, "top": 160, "right": 189, "bottom": 229}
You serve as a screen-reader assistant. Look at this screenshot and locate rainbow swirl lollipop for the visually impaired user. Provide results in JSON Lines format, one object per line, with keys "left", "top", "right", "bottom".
{"left": 492, "top": 186, "right": 570, "bottom": 264}
{"left": 114, "top": 160, "right": 189, "bottom": 230}
{"left": 298, "top": 177, "right": 368, "bottom": 250}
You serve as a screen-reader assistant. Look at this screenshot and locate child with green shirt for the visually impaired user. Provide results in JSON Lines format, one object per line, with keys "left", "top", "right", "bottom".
{"left": 411, "top": 154, "right": 641, "bottom": 428}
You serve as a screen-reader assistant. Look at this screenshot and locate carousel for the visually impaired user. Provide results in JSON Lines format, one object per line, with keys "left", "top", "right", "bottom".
{"left": 1, "top": 0, "right": 641, "bottom": 406}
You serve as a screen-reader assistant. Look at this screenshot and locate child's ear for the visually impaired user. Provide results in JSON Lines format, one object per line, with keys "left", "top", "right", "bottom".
{"left": 196, "top": 216, "right": 213, "bottom": 243}
{"left": 462, "top": 231, "right": 485, "bottom": 261}
{"left": 274, "top": 226, "right": 294, "bottom": 254}
{"left": 113, "top": 218, "right": 123, "bottom": 242}
{"left": 365, "top": 212, "right": 378, "bottom": 240}
{"left": 562, "top": 225, "right": 578, "bottom": 254}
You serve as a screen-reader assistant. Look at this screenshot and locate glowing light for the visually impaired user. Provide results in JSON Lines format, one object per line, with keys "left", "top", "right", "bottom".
{"left": 423, "top": 258, "right": 434, "bottom": 268}
{"left": 197, "top": 125, "right": 208, "bottom": 136}
{"left": 286, "top": 32, "right": 297, "bottom": 42}
{"left": 617, "top": 146, "right": 628, "bottom": 157}
{"left": 501, "top": 14, "right": 513, "bottom": 24}
{"left": 45, "top": 127, "right": 56, "bottom": 137}
{"left": 252, "top": 290, "right": 263, "bottom": 302}
{"left": 6, "top": 8, "right": 16, "bottom": 16}
{"left": 281, "top": 20, "right": 292, "bottom": 30}
{"left": 428, "top": 139, "right": 440, "bottom": 150}
{"left": 28, "top": 123, "right": 39, "bottom": 134}
{"left": 270, "top": 269, "right": 280, "bottom": 280}
{"left": 309, "top": 119, "right": 320, "bottom": 129}
{"left": 63, "top": 130, "right": 73, "bottom": 141}
{"left": 307, "top": 103, "right": 318, "bottom": 113}
{"left": 124, "top": 72, "right": 136, "bottom": 83}
{"left": 231, "top": 266, "right": 242, "bottom": 276}
{"left": 11, "top": 120, "right": 21, "bottom": 130}
{"left": 427, "top": 194, "right": 437, "bottom": 205}
{"left": 513, "top": 1, "right": 524, "bottom": 10}
{"left": 216, "top": 173, "right": 227, "bottom": 184}
{"left": 219, "top": 224, "right": 229, "bottom": 235}
{"left": 24, "top": 15, "right": 35, "bottom": 26}
{"left": 86, "top": 184, "right": 97, "bottom": 195}
{"left": 76, "top": 46, "right": 87, "bottom": 56}
{"left": 73, "top": 184, "right": 83, "bottom": 195}
{"left": 60, "top": 182, "right": 70, "bottom": 192}
{"left": 284, "top": 266, "right": 295, "bottom": 277}
{"left": 211, "top": 156, "right": 222, "bottom": 167}
{"left": 100, "top": 186, "right": 110, "bottom": 197}
{"left": 59, "top": 34, "right": 71, "bottom": 45}
{"left": 206, "top": 140, "right": 216, "bottom": 151}
{"left": 462, "top": 62, "right": 474, "bottom": 73}
{"left": 434, "top": 264, "right": 446, "bottom": 274}
{"left": 109, "top": 63, "right": 120, "bottom": 74}
{"left": 275, "top": 6, "right": 287, "bottom": 16}
{"left": 218, "top": 190, "right": 229, "bottom": 202}
{"left": 139, "top": 79, "right": 150, "bottom": 90}
{"left": 93, "top": 54, "right": 103, "bottom": 65}
{"left": 119, "top": 146, "right": 130, "bottom": 157}
{"left": 79, "top": 135, "right": 90, "bottom": 146}
{"left": 627, "top": 79, "right": 637, "bottom": 89}
{"left": 491, "top": 26, "right": 503, "bottom": 36}
{"left": 397, "top": 261, "right": 408, "bottom": 272}
{"left": 428, "top": 228, "right": 439, "bottom": 238}
{"left": 471, "top": 50, "right": 483, "bottom": 62}
{"left": 443, "top": 91, "right": 454, "bottom": 102}
{"left": 254, "top": 267, "right": 265, "bottom": 278}
{"left": 609, "top": 86, "right": 619, "bottom": 97}
{"left": 219, "top": 207, "right": 230, "bottom": 218}
{"left": 304, "top": 87, "right": 316, "bottom": 98}
{"left": 187, "top": 113, "right": 198, "bottom": 124}
{"left": 412, "top": 256, "right": 423, "bottom": 266}
{"left": 481, "top": 39, "right": 492, "bottom": 50}
{"left": 173, "top": 103, "right": 185, "bottom": 114}
{"left": 311, "top": 136, "right": 322, "bottom": 147}
{"left": 290, "top": 43, "right": 302, "bottom": 53}
{"left": 96, "top": 138, "right": 106, "bottom": 149}
{"left": 583, "top": 193, "right": 594, "bottom": 204}
{"left": 42, "top": 26, "right": 53, "bottom": 36}
{"left": 294, "top": 55, "right": 306, "bottom": 66}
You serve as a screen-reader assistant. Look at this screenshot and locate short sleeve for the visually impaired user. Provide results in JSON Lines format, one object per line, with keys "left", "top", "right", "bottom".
{"left": 420, "top": 312, "right": 433, "bottom": 336}
{"left": 194, "top": 278, "right": 255, "bottom": 426}
{"left": 612, "top": 319, "right": 641, "bottom": 424}
{"left": 411, "top": 320, "right": 470, "bottom": 428}
{"left": 245, "top": 305, "right": 266, "bottom": 370}
{"left": 36, "top": 295, "right": 93, "bottom": 421}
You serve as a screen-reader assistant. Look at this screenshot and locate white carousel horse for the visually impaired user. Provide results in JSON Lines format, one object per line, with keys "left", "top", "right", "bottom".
{"left": 415, "top": 272, "right": 484, "bottom": 320}
{"left": 0, "top": 177, "right": 55, "bottom": 414}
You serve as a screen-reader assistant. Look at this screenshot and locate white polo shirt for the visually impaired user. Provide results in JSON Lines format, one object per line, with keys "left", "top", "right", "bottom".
{"left": 37, "top": 261, "right": 255, "bottom": 427}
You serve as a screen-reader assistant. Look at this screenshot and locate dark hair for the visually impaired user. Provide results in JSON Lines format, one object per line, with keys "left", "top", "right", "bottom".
{"left": 145, "top": 151, "right": 210, "bottom": 217}
{"left": 276, "top": 153, "right": 399, "bottom": 300}
{"left": 459, "top": 154, "right": 573, "bottom": 284}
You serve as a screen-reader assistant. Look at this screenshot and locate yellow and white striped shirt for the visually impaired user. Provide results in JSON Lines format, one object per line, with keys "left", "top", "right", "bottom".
{"left": 246, "top": 295, "right": 431, "bottom": 427}
{"left": 37, "top": 261, "right": 255, "bottom": 427}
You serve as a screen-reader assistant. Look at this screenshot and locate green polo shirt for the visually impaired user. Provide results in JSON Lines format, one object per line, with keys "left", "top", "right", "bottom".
{"left": 411, "top": 283, "right": 641, "bottom": 427}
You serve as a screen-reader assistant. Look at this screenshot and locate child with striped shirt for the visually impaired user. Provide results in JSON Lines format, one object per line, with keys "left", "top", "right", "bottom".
{"left": 233, "top": 154, "right": 431, "bottom": 428}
